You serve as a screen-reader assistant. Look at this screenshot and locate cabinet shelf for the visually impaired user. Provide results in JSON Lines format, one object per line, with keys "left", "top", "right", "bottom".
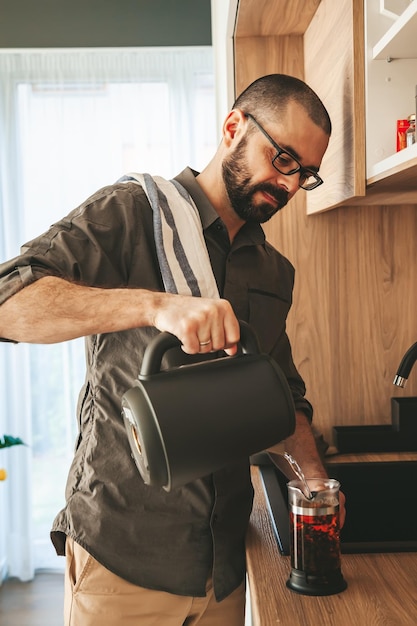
{"left": 364, "top": 142, "right": 417, "bottom": 202}
{"left": 368, "top": 142, "right": 417, "bottom": 182}
{"left": 373, "top": 0, "right": 417, "bottom": 59}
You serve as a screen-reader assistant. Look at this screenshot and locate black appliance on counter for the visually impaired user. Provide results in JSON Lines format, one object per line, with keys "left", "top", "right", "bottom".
{"left": 257, "top": 458, "right": 417, "bottom": 555}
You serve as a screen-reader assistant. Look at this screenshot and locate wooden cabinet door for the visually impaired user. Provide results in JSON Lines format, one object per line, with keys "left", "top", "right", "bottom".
{"left": 304, "top": 0, "right": 366, "bottom": 213}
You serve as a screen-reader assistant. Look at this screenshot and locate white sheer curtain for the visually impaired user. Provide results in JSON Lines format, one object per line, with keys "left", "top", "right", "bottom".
{"left": 0, "top": 47, "right": 216, "bottom": 581}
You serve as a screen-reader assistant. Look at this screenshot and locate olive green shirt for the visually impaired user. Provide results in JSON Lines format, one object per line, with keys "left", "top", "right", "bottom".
{"left": 0, "top": 167, "right": 312, "bottom": 600}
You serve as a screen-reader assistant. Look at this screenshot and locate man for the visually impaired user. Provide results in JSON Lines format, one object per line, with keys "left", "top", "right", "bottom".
{"left": 0, "top": 74, "right": 344, "bottom": 625}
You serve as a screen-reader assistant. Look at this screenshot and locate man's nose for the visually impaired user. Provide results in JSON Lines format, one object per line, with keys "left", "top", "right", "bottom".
{"left": 275, "top": 170, "right": 300, "bottom": 196}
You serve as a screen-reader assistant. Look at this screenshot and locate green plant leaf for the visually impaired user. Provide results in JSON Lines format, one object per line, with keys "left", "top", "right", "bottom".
{"left": 0, "top": 435, "right": 26, "bottom": 449}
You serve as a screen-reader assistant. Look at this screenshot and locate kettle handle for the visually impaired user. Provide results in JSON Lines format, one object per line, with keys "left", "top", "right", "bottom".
{"left": 140, "top": 320, "right": 260, "bottom": 378}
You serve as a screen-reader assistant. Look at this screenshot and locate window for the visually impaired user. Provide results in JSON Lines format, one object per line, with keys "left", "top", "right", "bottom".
{"left": 0, "top": 47, "right": 216, "bottom": 577}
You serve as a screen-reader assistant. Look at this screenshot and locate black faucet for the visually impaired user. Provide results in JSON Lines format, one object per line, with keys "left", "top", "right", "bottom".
{"left": 393, "top": 342, "right": 417, "bottom": 388}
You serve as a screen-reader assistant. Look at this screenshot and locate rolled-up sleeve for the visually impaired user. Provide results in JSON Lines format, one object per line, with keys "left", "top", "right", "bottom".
{"left": 0, "top": 182, "right": 152, "bottom": 341}
{"left": 0, "top": 262, "right": 37, "bottom": 307}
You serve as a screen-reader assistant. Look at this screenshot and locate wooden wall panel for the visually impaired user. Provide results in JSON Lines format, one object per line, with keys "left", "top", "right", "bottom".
{"left": 304, "top": 0, "right": 366, "bottom": 212}
{"left": 234, "top": 31, "right": 417, "bottom": 446}
{"left": 234, "top": 35, "right": 304, "bottom": 97}
{"left": 263, "top": 202, "right": 417, "bottom": 445}
{"left": 235, "top": 0, "right": 320, "bottom": 37}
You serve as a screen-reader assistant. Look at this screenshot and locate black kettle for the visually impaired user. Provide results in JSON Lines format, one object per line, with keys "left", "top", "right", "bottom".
{"left": 122, "top": 321, "right": 295, "bottom": 491}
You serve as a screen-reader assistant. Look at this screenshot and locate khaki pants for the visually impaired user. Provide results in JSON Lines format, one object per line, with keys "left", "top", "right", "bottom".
{"left": 64, "top": 538, "right": 246, "bottom": 626}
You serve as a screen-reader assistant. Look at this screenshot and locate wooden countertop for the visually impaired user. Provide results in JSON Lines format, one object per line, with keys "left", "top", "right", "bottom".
{"left": 246, "top": 463, "right": 417, "bottom": 626}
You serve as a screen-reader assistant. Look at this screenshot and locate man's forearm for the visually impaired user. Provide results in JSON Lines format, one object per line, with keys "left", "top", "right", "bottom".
{"left": 0, "top": 275, "right": 240, "bottom": 353}
{"left": 268, "top": 411, "right": 328, "bottom": 478}
{"left": 284, "top": 411, "right": 328, "bottom": 477}
{"left": 0, "top": 276, "right": 159, "bottom": 343}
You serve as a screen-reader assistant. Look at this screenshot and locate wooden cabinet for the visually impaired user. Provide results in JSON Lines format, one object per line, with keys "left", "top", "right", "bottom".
{"left": 231, "top": 0, "right": 417, "bottom": 213}
{"left": 365, "top": 1, "right": 417, "bottom": 191}
{"left": 303, "top": 0, "right": 366, "bottom": 212}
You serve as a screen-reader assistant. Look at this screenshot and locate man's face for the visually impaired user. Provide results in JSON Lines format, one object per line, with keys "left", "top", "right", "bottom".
{"left": 222, "top": 102, "right": 329, "bottom": 224}
{"left": 222, "top": 134, "right": 289, "bottom": 224}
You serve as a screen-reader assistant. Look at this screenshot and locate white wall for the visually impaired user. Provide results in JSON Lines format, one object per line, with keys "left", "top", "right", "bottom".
{"left": 210, "top": 0, "right": 238, "bottom": 137}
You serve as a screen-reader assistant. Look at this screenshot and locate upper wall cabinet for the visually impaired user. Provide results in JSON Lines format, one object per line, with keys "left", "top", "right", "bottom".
{"left": 303, "top": 0, "right": 416, "bottom": 212}
{"left": 365, "top": 1, "right": 417, "bottom": 188}
{"left": 231, "top": 0, "right": 417, "bottom": 213}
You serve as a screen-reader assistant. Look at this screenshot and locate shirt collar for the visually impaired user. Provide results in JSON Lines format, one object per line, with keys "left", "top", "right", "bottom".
{"left": 174, "top": 167, "right": 218, "bottom": 230}
{"left": 175, "top": 167, "right": 266, "bottom": 247}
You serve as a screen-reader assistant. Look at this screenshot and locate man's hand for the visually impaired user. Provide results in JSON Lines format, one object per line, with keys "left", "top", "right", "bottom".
{"left": 269, "top": 411, "right": 346, "bottom": 528}
{"left": 152, "top": 292, "right": 240, "bottom": 355}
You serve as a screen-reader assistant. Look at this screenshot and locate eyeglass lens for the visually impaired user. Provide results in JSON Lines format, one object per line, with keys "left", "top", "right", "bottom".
{"left": 245, "top": 113, "right": 323, "bottom": 190}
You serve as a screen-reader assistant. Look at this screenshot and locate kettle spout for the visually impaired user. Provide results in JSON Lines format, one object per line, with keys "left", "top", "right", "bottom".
{"left": 393, "top": 342, "right": 417, "bottom": 388}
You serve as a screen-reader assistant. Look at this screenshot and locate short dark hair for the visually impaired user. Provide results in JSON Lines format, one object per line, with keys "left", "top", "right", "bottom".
{"left": 233, "top": 74, "right": 331, "bottom": 136}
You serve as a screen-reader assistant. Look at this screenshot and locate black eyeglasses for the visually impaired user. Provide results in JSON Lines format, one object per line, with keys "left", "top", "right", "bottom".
{"left": 244, "top": 113, "right": 324, "bottom": 191}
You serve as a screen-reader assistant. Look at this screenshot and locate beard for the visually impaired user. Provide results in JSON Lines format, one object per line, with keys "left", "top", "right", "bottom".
{"left": 222, "top": 136, "right": 289, "bottom": 224}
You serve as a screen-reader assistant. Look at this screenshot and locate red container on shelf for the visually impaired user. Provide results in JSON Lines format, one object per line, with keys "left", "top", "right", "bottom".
{"left": 397, "top": 118, "right": 410, "bottom": 151}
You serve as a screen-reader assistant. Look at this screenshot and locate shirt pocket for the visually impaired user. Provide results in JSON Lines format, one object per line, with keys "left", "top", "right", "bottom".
{"left": 247, "top": 287, "right": 291, "bottom": 354}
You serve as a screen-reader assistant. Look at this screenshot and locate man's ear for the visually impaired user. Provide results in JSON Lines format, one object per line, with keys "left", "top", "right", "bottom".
{"left": 223, "top": 109, "right": 246, "bottom": 147}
